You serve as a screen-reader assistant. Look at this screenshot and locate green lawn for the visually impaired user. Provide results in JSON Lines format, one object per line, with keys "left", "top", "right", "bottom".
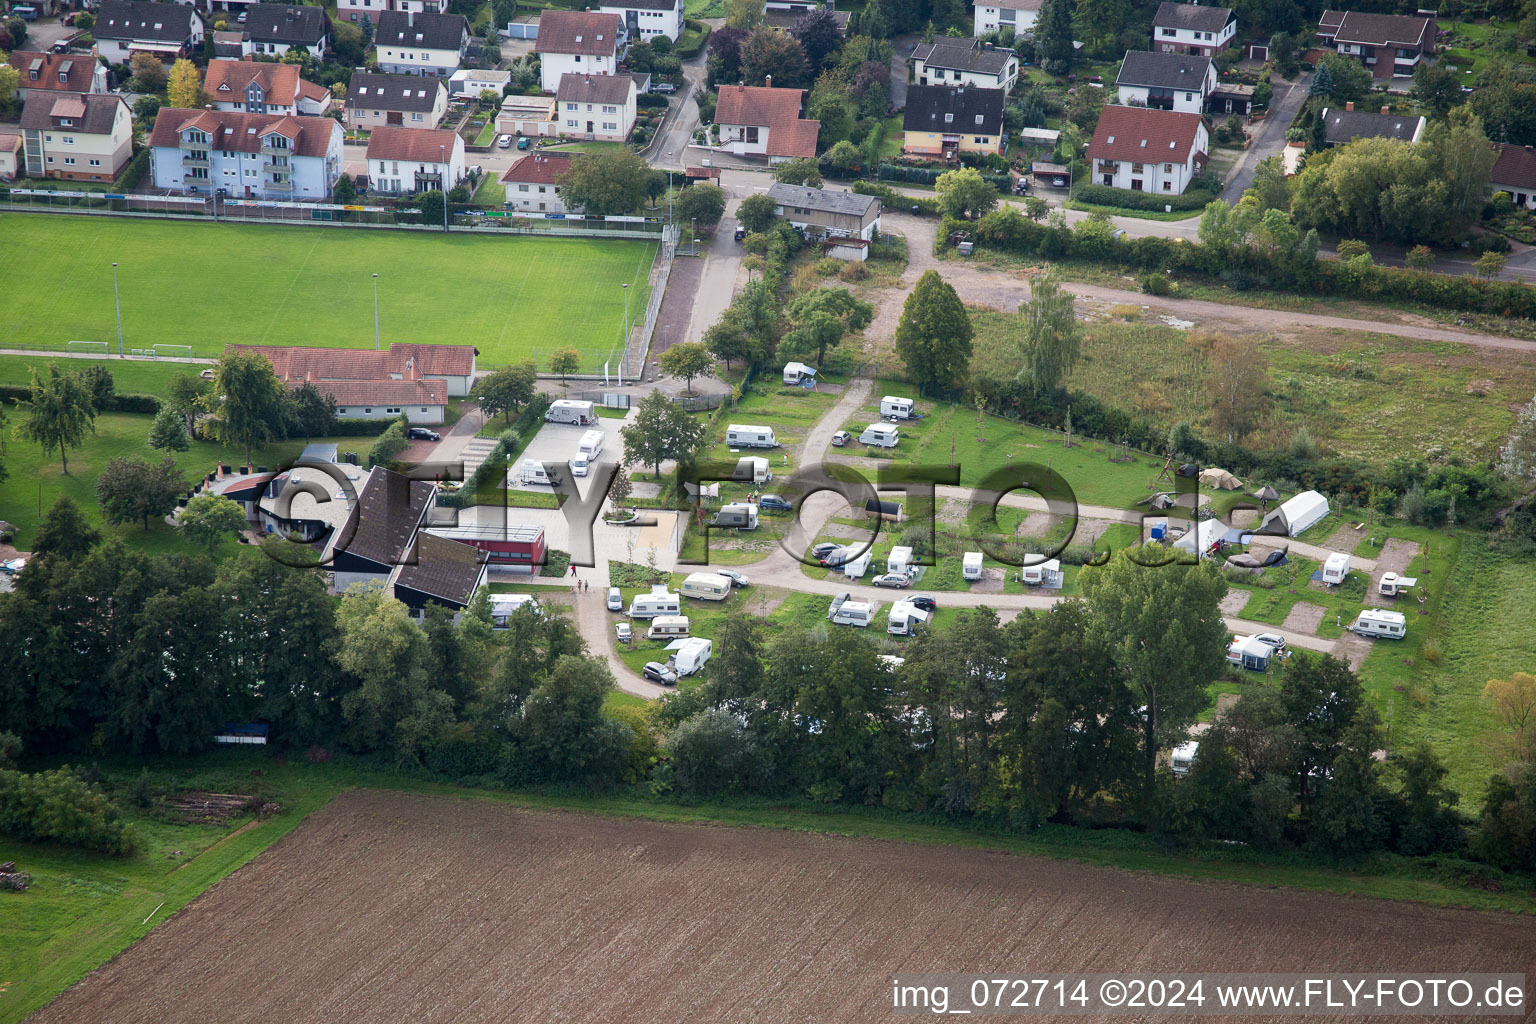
{"left": 0, "top": 353, "right": 208, "bottom": 391}
{"left": 471, "top": 169, "right": 506, "bottom": 208}
{"left": 0, "top": 214, "right": 657, "bottom": 372}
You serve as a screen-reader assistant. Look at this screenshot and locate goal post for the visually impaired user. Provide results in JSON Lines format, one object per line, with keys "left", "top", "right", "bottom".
{"left": 150, "top": 344, "right": 194, "bottom": 359}
{"left": 66, "top": 340, "right": 110, "bottom": 355}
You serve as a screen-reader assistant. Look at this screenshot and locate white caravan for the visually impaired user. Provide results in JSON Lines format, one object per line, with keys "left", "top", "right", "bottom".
{"left": 962, "top": 551, "right": 983, "bottom": 581}
{"left": 726, "top": 424, "right": 778, "bottom": 448}
{"left": 1378, "top": 572, "right": 1418, "bottom": 597}
{"left": 1351, "top": 608, "right": 1407, "bottom": 639}
{"left": 887, "top": 600, "right": 930, "bottom": 636}
{"left": 628, "top": 584, "right": 681, "bottom": 619}
{"left": 735, "top": 455, "right": 772, "bottom": 484}
{"left": 708, "top": 503, "right": 759, "bottom": 530}
{"left": 879, "top": 395, "right": 915, "bottom": 419}
{"left": 666, "top": 636, "right": 713, "bottom": 677}
{"left": 1020, "top": 558, "right": 1061, "bottom": 585}
{"left": 647, "top": 615, "right": 692, "bottom": 640}
{"left": 1321, "top": 552, "right": 1351, "bottom": 586}
{"left": 681, "top": 572, "right": 733, "bottom": 602}
{"left": 887, "top": 546, "right": 913, "bottom": 575}
{"left": 517, "top": 459, "right": 561, "bottom": 486}
{"left": 860, "top": 423, "right": 899, "bottom": 448}
{"left": 571, "top": 429, "right": 605, "bottom": 478}
{"left": 843, "top": 549, "right": 873, "bottom": 579}
{"left": 827, "top": 592, "right": 877, "bottom": 627}
{"left": 1170, "top": 740, "right": 1200, "bottom": 776}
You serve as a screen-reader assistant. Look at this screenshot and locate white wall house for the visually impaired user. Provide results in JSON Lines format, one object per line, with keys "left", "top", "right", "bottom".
{"left": 148, "top": 108, "right": 344, "bottom": 198}
{"left": 973, "top": 0, "right": 1042, "bottom": 37}
{"left": 1151, "top": 1, "right": 1236, "bottom": 57}
{"left": 375, "top": 10, "right": 470, "bottom": 77}
{"left": 1115, "top": 50, "right": 1216, "bottom": 114}
{"left": 19, "top": 93, "right": 133, "bottom": 182}
{"left": 1086, "top": 105, "right": 1208, "bottom": 195}
{"left": 337, "top": 0, "right": 445, "bottom": 25}
{"left": 910, "top": 36, "right": 1019, "bottom": 93}
{"left": 500, "top": 151, "right": 574, "bottom": 213}
{"left": 346, "top": 72, "right": 449, "bottom": 130}
{"left": 94, "top": 0, "right": 205, "bottom": 64}
{"left": 448, "top": 68, "right": 511, "bottom": 98}
{"left": 365, "top": 125, "right": 466, "bottom": 194}
{"left": 596, "top": 0, "right": 684, "bottom": 42}
{"left": 555, "top": 72, "right": 637, "bottom": 142}
{"left": 205, "top": 60, "right": 333, "bottom": 117}
{"left": 534, "top": 10, "right": 624, "bottom": 93}
{"left": 245, "top": 3, "right": 330, "bottom": 59}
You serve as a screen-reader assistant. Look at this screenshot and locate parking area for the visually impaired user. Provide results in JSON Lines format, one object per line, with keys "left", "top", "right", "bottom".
{"left": 512, "top": 411, "right": 630, "bottom": 500}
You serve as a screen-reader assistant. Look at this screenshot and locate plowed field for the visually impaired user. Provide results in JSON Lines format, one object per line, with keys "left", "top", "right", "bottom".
{"left": 33, "top": 790, "right": 1536, "bottom": 1024}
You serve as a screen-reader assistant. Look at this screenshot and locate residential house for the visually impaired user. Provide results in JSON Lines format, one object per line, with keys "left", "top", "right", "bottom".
{"left": 245, "top": 4, "right": 329, "bottom": 58}
{"left": 1086, "top": 104, "right": 1208, "bottom": 195}
{"left": 338, "top": 0, "right": 447, "bottom": 25}
{"left": 345, "top": 71, "right": 449, "bottom": 130}
{"left": 7, "top": 50, "right": 109, "bottom": 104}
{"left": 330, "top": 467, "right": 440, "bottom": 586}
{"left": 19, "top": 93, "right": 133, "bottom": 182}
{"left": 901, "top": 84, "right": 1006, "bottom": 157}
{"left": 365, "top": 125, "right": 467, "bottom": 194}
{"left": 535, "top": 11, "right": 625, "bottom": 93}
{"left": 375, "top": 10, "right": 470, "bottom": 77}
{"left": 1492, "top": 143, "right": 1536, "bottom": 209}
{"left": 556, "top": 72, "right": 637, "bottom": 142}
{"left": 596, "top": 0, "right": 684, "bottom": 42}
{"left": 94, "top": 0, "right": 205, "bottom": 64}
{"left": 226, "top": 341, "right": 478, "bottom": 397}
{"left": 910, "top": 37, "right": 1019, "bottom": 94}
{"left": 765, "top": 0, "right": 825, "bottom": 12}
{"left": 1151, "top": 2, "right": 1236, "bottom": 57}
{"left": 497, "top": 93, "right": 559, "bottom": 137}
{"left": 1317, "top": 10, "right": 1434, "bottom": 79}
{"left": 148, "top": 108, "right": 344, "bottom": 198}
{"left": 447, "top": 67, "right": 511, "bottom": 99}
{"left": 389, "top": 532, "right": 489, "bottom": 618}
{"left": 1115, "top": 50, "right": 1215, "bottom": 113}
{"left": 972, "top": 0, "right": 1043, "bottom": 37}
{"left": 500, "top": 151, "right": 575, "bottom": 212}
{"left": 211, "top": 31, "right": 251, "bottom": 59}
{"left": 1318, "top": 104, "right": 1425, "bottom": 145}
{"left": 767, "top": 182, "right": 881, "bottom": 240}
{"left": 0, "top": 131, "right": 24, "bottom": 181}
{"left": 714, "top": 81, "right": 820, "bottom": 163}
{"left": 204, "top": 60, "right": 333, "bottom": 117}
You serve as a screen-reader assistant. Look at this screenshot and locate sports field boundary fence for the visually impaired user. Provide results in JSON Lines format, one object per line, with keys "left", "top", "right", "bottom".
{"left": 625, "top": 223, "right": 677, "bottom": 381}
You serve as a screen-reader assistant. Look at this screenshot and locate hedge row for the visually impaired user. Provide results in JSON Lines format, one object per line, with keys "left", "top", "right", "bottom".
{"left": 0, "top": 383, "right": 159, "bottom": 413}
{"left": 112, "top": 147, "right": 150, "bottom": 193}
{"left": 1073, "top": 182, "right": 1218, "bottom": 212}
{"left": 878, "top": 163, "right": 1011, "bottom": 192}
{"left": 852, "top": 180, "right": 941, "bottom": 216}
{"left": 675, "top": 18, "right": 711, "bottom": 58}
{"left": 326, "top": 417, "right": 405, "bottom": 436}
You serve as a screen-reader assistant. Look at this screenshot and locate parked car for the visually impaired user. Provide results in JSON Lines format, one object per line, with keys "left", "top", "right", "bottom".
{"left": 653, "top": 82, "right": 677, "bottom": 94}
{"left": 810, "top": 541, "right": 841, "bottom": 560}
{"left": 643, "top": 661, "right": 678, "bottom": 685}
{"left": 871, "top": 573, "right": 911, "bottom": 588}
{"left": 715, "top": 568, "right": 750, "bottom": 587}
{"left": 517, "top": 136, "right": 531, "bottom": 150}
{"left": 497, "top": 134, "right": 514, "bottom": 149}
{"left": 1251, "top": 632, "right": 1289, "bottom": 657}
{"left": 734, "top": 225, "right": 746, "bottom": 241}
{"left": 615, "top": 622, "right": 632, "bottom": 643}
{"left": 406, "top": 427, "right": 440, "bottom": 442}
{"left": 1, "top": 557, "right": 27, "bottom": 574}
{"left": 830, "top": 430, "right": 851, "bottom": 447}
{"left": 1012, "top": 177, "right": 1029, "bottom": 194}
{"left": 759, "top": 494, "right": 793, "bottom": 512}
{"left": 1051, "top": 175, "right": 1068, "bottom": 187}
{"left": 607, "top": 586, "right": 623, "bottom": 611}
{"left": 908, "top": 593, "right": 937, "bottom": 612}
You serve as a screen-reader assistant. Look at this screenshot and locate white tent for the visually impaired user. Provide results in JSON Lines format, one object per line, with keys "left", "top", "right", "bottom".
{"left": 1173, "top": 518, "right": 1242, "bottom": 558}
{"left": 1261, "top": 490, "right": 1329, "bottom": 538}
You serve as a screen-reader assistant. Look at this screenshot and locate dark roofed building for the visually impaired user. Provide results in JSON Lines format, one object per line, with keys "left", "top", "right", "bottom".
{"left": 1318, "top": 105, "right": 1425, "bottom": 145}
{"left": 902, "top": 84, "right": 1006, "bottom": 157}
{"left": 93, "top": 0, "right": 205, "bottom": 64}
{"left": 333, "top": 467, "right": 439, "bottom": 576}
{"left": 910, "top": 37, "right": 1019, "bottom": 93}
{"left": 1115, "top": 50, "right": 1217, "bottom": 113}
{"left": 375, "top": 11, "right": 470, "bottom": 77}
{"left": 1317, "top": 10, "right": 1434, "bottom": 78}
{"left": 767, "top": 182, "right": 882, "bottom": 240}
{"left": 345, "top": 72, "right": 449, "bottom": 130}
{"left": 1152, "top": 2, "right": 1237, "bottom": 57}
{"left": 390, "top": 533, "right": 490, "bottom": 615}
{"left": 245, "top": 3, "right": 330, "bottom": 57}
{"left": 1492, "top": 143, "right": 1536, "bottom": 209}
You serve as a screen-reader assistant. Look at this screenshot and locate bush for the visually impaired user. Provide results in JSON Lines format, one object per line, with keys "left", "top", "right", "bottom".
{"left": 878, "top": 162, "right": 1010, "bottom": 192}
{"left": 326, "top": 417, "right": 403, "bottom": 436}
{"left": 1141, "top": 271, "right": 1172, "bottom": 296}
{"left": 675, "top": 18, "right": 710, "bottom": 58}
{"left": 0, "top": 767, "right": 137, "bottom": 855}
{"left": 367, "top": 420, "right": 410, "bottom": 467}
{"left": 637, "top": 92, "right": 669, "bottom": 108}
{"left": 111, "top": 147, "right": 150, "bottom": 193}
{"left": 1073, "top": 181, "right": 1219, "bottom": 212}
{"left": 0, "top": 384, "right": 159, "bottom": 413}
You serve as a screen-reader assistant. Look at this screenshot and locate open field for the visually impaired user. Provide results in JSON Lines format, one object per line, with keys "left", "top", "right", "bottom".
{"left": 29, "top": 788, "right": 1536, "bottom": 1024}
{"left": 0, "top": 215, "right": 656, "bottom": 370}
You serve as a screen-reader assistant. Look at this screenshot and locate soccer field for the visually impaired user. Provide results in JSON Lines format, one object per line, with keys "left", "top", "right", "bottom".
{"left": 0, "top": 214, "right": 657, "bottom": 370}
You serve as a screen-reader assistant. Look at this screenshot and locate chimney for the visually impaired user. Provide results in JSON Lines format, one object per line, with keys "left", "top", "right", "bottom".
{"left": 1380, "top": 105, "right": 1390, "bottom": 115}
{"left": 408, "top": 9, "right": 414, "bottom": 25}
{"left": 765, "top": 74, "right": 772, "bottom": 88}
{"left": 1344, "top": 100, "right": 1354, "bottom": 112}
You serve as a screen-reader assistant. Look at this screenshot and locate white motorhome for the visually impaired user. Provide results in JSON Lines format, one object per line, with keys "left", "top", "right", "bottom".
{"left": 489, "top": 593, "right": 540, "bottom": 626}
{"left": 571, "top": 429, "right": 605, "bottom": 478}
{"left": 887, "top": 546, "right": 913, "bottom": 575}
{"left": 666, "top": 636, "right": 713, "bottom": 677}
{"left": 1020, "top": 558, "right": 1062, "bottom": 585}
{"left": 1170, "top": 740, "right": 1199, "bottom": 776}
{"left": 647, "top": 614, "right": 692, "bottom": 640}
{"left": 1378, "top": 572, "right": 1418, "bottom": 597}
{"left": 517, "top": 459, "right": 561, "bottom": 486}
{"left": 1322, "top": 552, "right": 1351, "bottom": 586}
{"left": 735, "top": 456, "right": 772, "bottom": 484}
{"left": 628, "top": 584, "right": 681, "bottom": 619}
{"left": 726, "top": 424, "right": 778, "bottom": 448}
{"left": 860, "top": 423, "right": 899, "bottom": 448}
{"left": 843, "top": 549, "right": 872, "bottom": 579}
{"left": 545, "top": 399, "right": 596, "bottom": 425}
{"left": 887, "top": 600, "right": 930, "bottom": 636}
{"left": 1351, "top": 608, "right": 1407, "bottom": 639}
{"left": 880, "top": 395, "right": 915, "bottom": 419}
{"left": 962, "top": 551, "right": 983, "bottom": 581}
{"left": 681, "top": 572, "right": 733, "bottom": 601}
{"left": 709, "top": 503, "right": 759, "bottom": 530}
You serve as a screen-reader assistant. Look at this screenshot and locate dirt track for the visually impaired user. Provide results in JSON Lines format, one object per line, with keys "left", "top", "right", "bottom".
{"left": 34, "top": 790, "right": 1536, "bottom": 1024}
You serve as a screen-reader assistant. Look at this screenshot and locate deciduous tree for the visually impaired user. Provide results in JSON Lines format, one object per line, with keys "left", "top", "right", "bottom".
{"left": 621, "top": 389, "right": 706, "bottom": 476}
{"left": 147, "top": 406, "right": 190, "bottom": 452}
{"left": 771, "top": 156, "right": 823, "bottom": 187}
{"left": 16, "top": 363, "right": 96, "bottom": 474}
{"left": 129, "top": 51, "right": 167, "bottom": 92}
{"left": 1017, "top": 272, "right": 1079, "bottom": 393}
{"left": 1484, "top": 671, "right": 1536, "bottom": 761}
{"left": 674, "top": 182, "right": 726, "bottom": 226}
{"left": 659, "top": 341, "right": 713, "bottom": 395}
{"left": 739, "top": 26, "right": 810, "bottom": 88}
{"left": 179, "top": 493, "right": 249, "bottom": 552}
{"left": 549, "top": 347, "right": 580, "bottom": 382}
{"left": 206, "top": 351, "right": 287, "bottom": 468}
{"left": 1203, "top": 332, "right": 1270, "bottom": 445}
{"left": 735, "top": 192, "right": 779, "bottom": 233}
{"left": 895, "top": 270, "right": 973, "bottom": 395}
{"left": 556, "top": 148, "right": 651, "bottom": 215}
{"left": 96, "top": 456, "right": 185, "bottom": 531}
{"left": 166, "top": 58, "right": 204, "bottom": 109}
{"left": 935, "top": 166, "right": 998, "bottom": 220}
{"left": 477, "top": 362, "right": 538, "bottom": 424}
{"left": 29, "top": 495, "right": 100, "bottom": 561}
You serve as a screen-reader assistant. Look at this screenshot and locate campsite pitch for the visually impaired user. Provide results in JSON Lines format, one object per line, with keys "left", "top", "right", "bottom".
{"left": 0, "top": 215, "right": 656, "bottom": 370}
{"left": 32, "top": 790, "right": 1536, "bottom": 1024}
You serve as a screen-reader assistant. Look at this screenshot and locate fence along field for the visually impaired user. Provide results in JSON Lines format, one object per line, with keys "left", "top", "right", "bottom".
{"left": 0, "top": 214, "right": 657, "bottom": 371}
{"left": 29, "top": 790, "right": 1536, "bottom": 1024}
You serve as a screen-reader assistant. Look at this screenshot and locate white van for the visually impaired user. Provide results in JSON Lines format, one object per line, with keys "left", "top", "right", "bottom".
{"left": 887, "top": 600, "right": 929, "bottom": 636}
{"left": 879, "top": 396, "right": 915, "bottom": 419}
{"left": 666, "top": 636, "right": 713, "bottom": 676}
{"left": 681, "top": 572, "right": 733, "bottom": 602}
{"left": 545, "top": 399, "right": 596, "bottom": 425}
{"left": 571, "top": 428, "right": 605, "bottom": 477}
{"left": 628, "top": 584, "right": 681, "bottom": 619}
{"left": 1322, "top": 552, "right": 1351, "bottom": 586}
{"left": 962, "top": 551, "right": 983, "bottom": 581}
{"left": 1170, "top": 740, "right": 1199, "bottom": 776}
{"left": 646, "top": 614, "right": 692, "bottom": 640}
{"left": 1352, "top": 608, "right": 1407, "bottom": 639}
{"left": 708, "top": 502, "right": 759, "bottom": 530}
{"left": 517, "top": 459, "right": 560, "bottom": 486}
{"left": 726, "top": 424, "right": 777, "bottom": 448}
{"left": 860, "top": 423, "right": 899, "bottom": 448}
{"left": 887, "top": 546, "right": 913, "bottom": 575}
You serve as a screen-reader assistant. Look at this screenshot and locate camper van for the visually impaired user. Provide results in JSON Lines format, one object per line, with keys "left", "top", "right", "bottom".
{"left": 646, "top": 615, "right": 692, "bottom": 640}
{"left": 708, "top": 503, "right": 759, "bottom": 530}
{"left": 887, "top": 600, "right": 930, "bottom": 636}
{"left": 782, "top": 361, "right": 817, "bottom": 386}
{"left": 880, "top": 396, "right": 915, "bottom": 420}
{"left": 860, "top": 423, "right": 899, "bottom": 448}
{"left": 571, "top": 429, "right": 605, "bottom": 478}
{"left": 1378, "top": 572, "right": 1418, "bottom": 597}
{"left": 887, "top": 546, "right": 913, "bottom": 575}
{"left": 1322, "top": 552, "right": 1351, "bottom": 586}
{"left": 1020, "top": 558, "right": 1062, "bottom": 586}
{"left": 545, "top": 399, "right": 596, "bottom": 425}
{"left": 843, "top": 549, "right": 872, "bottom": 579}
{"left": 1170, "top": 741, "right": 1200, "bottom": 777}
{"left": 681, "top": 572, "right": 733, "bottom": 602}
{"left": 962, "top": 551, "right": 983, "bottom": 581}
{"left": 734, "top": 456, "right": 772, "bottom": 485}
{"left": 628, "top": 584, "right": 681, "bottom": 619}
{"left": 489, "top": 593, "right": 540, "bottom": 626}
{"left": 1227, "top": 635, "right": 1275, "bottom": 671}
{"left": 517, "top": 459, "right": 561, "bottom": 487}
{"left": 1351, "top": 608, "right": 1407, "bottom": 639}
{"left": 726, "top": 424, "right": 778, "bottom": 449}
{"left": 666, "top": 637, "right": 713, "bottom": 677}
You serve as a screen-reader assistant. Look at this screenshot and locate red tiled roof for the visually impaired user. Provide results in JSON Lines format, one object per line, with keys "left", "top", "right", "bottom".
{"left": 227, "top": 342, "right": 475, "bottom": 380}
{"left": 1492, "top": 143, "right": 1536, "bottom": 192}
{"left": 148, "top": 107, "right": 338, "bottom": 157}
{"left": 714, "top": 84, "right": 819, "bottom": 158}
{"left": 365, "top": 124, "right": 461, "bottom": 163}
{"left": 204, "top": 60, "right": 305, "bottom": 105}
{"left": 8, "top": 50, "right": 100, "bottom": 93}
{"left": 1087, "top": 105, "right": 1205, "bottom": 165}
{"left": 500, "top": 151, "right": 572, "bottom": 185}
{"left": 534, "top": 10, "right": 621, "bottom": 56}
{"left": 311, "top": 379, "right": 447, "bottom": 407}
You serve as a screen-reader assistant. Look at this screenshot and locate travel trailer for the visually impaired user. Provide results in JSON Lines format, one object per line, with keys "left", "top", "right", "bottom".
{"left": 843, "top": 549, "right": 872, "bottom": 579}
{"left": 887, "top": 546, "right": 913, "bottom": 575}
{"left": 1020, "top": 558, "right": 1062, "bottom": 585}
{"left": 545, "top": 399, "right": 596, "bottom": 425}
{"left": 1321, "top": 552, "right": 1351, "bottom": 586}
{"left": 879, "top": 395, "right": 915, "bottom": 419}
{"left": 1227, "top": 634, "right": 1275, "bottom": 671}
{"left": 1351, "top": 608, "right": 1407, "bottom": 639}
{"left": 782, "top": 361, "right": 817, "bottom": 386}
{"left": 1378, "top": 572, "right": 1419, "bottom": 597}
{"left": 680, "top": 572, "right": 733, "bottom": 602}
{"left": 489, "top": 593, "right": 540, "bottom": 626}
{"left": 726, "top": 424, "right": 778, "bottom": 448}
{"left": 666, "top": 637, "right": 713, "bottom": 677}
{"left": 646, "top": 615, "right": 692, "bottom": 640}
{"left": 887, "top": 600, "right": 930, "bottom": 636}
{"left": 828, "top": 592, "right": 877, "bottom": 627}
{"left": 571, "top": 429, "right": 605, "bottom": 478}
{"left": 628, "top": 584, "right": 681, "bottom": 619}
{"left": 735, "top": 456, "right": 772, "bottom": 485}
{"left": 517, "top": 459, "right": 561, "bottom": 487}
{"left": 860, "top": 423, "right": 899, "bottom": 448}
{"left": 962, "top": 551, "right": 983, "bottom": 581}
{"left": 1170, "top": 741, "right": 1200, "bottom": 776}
{"left": 708, "top": 503, "right": 759, "bottom": 530}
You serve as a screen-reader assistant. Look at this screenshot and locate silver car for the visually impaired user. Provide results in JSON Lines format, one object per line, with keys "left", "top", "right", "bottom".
{"left": 871, "top": 573, "right": 911, "bottom": 588}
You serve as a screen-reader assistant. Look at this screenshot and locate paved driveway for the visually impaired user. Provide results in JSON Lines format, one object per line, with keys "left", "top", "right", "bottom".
{"left": 1221, "top": 71, "right": 1312, "bottom": 200}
